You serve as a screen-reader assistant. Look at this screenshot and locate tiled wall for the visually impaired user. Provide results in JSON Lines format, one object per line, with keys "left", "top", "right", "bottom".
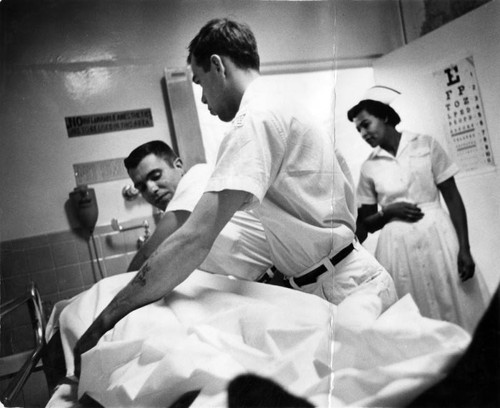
{"left": 0, "top": 215, "right": 156, "bottom": 358}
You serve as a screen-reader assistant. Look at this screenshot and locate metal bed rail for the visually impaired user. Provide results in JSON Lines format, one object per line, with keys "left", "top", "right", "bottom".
{"left": 0, "top": 282, "right": 47, "bottom": 406}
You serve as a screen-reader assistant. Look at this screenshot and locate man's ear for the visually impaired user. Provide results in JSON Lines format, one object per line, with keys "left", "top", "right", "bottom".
{"left": 173, "top": 157, "right": 183, "bottom": 170}
{"left": 210, "top": 54, "right": 225, "bottom": 76}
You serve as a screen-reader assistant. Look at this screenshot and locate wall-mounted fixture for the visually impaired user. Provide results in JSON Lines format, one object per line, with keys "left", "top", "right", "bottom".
{"left": 111, "top": 218, "right": 150, "bottom": 248}
{"left": 69, "top": 185, "right": 98, "bottom": 234}
{"left": 122, "top": 185, "right": 140, "bottom": 201}
{"left": 69, "top": 185, "right": 105, "bottom": 280}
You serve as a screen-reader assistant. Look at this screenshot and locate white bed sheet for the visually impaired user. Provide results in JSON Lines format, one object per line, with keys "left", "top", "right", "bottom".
{"left": 46, "top": 270, "right": 470, "bottom": 407}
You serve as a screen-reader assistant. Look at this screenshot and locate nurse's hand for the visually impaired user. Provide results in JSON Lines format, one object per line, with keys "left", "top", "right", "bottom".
{"left": 385, "top": 202, "right": 424, "bottom": 223}
{"left": 458, "top": 247, "right": 475, "bottom": 281}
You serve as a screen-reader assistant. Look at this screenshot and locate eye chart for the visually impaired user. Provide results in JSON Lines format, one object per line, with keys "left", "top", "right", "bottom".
{"left": 433, "top": 56, "right": 494, "bottom": 173}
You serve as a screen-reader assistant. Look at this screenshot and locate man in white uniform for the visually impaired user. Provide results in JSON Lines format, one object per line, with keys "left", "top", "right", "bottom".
{"left": 125, "top": 140, "right": 273, "bottom": 281}
{"left": 74, "top": 18, "right": 397, "bottom": 374}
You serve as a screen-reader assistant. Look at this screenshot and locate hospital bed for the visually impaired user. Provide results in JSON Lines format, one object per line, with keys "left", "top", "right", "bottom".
{"left": 26, "top": 268, "right": 473, "bottom": 408}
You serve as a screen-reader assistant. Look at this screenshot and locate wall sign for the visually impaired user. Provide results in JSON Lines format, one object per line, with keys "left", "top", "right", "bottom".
{"left": 74, "top": 158, "right": 128, "bottom": 186}
{"left": 433, "top": 56, "right": 494, "bottom": 172}
{"left": 65, "top": 108, "right": 153, "bottom": 137}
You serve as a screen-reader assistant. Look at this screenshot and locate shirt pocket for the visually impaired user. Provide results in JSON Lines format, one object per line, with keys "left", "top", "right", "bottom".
{"left": 408, "top": 147, "right": 436, "bottom": 199}
{"left": 409, "top": 148, "right": 431, "bottom": 172}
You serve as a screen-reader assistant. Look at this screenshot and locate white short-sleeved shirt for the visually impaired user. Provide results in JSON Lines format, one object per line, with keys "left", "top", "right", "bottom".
{"left": 166, "top": 163, "right": 272, "bottom": 280}
{"left": 357, "top": 132, "right": 459, "bottom": 207}
{"left": 205, "top": 78, "right": 356, "bottom": 276}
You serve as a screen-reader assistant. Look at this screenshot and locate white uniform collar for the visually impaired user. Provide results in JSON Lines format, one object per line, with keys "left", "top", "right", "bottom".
{"left": 370, "top": 131, "right": 417, "bottom": 159}
{"left": 232, "top": 77, "right": 264, "bottom": 127}
{"left": 238, "top": 77, "right": 264, "bottom": 109}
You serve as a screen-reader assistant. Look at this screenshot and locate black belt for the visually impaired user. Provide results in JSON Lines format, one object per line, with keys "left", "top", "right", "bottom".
{"left": 291, "top": 243, "right": 354, "bottom": 287}
{"left": 257, "top": 266, "right": 278, "bottom": 283}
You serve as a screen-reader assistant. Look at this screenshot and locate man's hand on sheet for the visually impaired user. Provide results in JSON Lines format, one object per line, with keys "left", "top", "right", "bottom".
{"left": 74, "top": 322, "right": 106, "bottom": 378}
{"left": 72, "top": 190, "right": 250, "bottom": 378}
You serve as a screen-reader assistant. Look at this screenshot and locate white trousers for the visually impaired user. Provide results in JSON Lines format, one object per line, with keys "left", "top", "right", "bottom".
{"left": 299, "top": 241, "right": 398, "bottom": 312}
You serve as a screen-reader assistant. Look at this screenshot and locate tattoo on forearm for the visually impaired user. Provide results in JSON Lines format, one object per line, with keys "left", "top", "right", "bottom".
{"left": 134, "top": 263, "right": 150, "bottom": 286}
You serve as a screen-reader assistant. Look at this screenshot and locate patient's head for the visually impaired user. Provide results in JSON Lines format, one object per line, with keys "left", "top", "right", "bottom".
{"left": 124, "top": 140, "right": 184, "bottom": 211}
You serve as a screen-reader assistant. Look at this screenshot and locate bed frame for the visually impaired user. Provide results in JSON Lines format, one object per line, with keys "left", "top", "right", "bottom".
{"left": 0, "top": 282, "right": 46, "bottom": 406}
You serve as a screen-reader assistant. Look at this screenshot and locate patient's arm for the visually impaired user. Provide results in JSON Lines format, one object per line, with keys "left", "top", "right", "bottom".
{"left": 74, "top": 189, "right": 251, "bottom": 377}
{"left": 127, "top": 210, "right": 190, "bottom": 271}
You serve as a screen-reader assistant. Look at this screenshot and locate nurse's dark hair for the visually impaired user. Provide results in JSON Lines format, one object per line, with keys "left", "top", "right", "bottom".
{"left": 124, "top": 140, "right": 179, "bottom": 170}
{"left": 187, "top": 18, "right": 260, "bottom": 72}
{"left": 347, "top": 99, "right": 401, "bottom": 127}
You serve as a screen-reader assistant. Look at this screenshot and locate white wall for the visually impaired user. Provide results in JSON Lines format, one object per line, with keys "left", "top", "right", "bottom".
{"left": 372, "top": 1, "right": 500, "bottom": 293}
{"left": 0, "top": 0, "right": 403, "bottom": 241}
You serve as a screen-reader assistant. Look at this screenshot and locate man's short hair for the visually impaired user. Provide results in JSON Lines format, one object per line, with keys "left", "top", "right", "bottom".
{"left": 347, "top": 99, "right": 401, "bottom": 127}
{"left": 124, "top": 140, "right": 178, "bottom": 170}
{"left": 187, "top": 18, "right": 260, "bottom": 72}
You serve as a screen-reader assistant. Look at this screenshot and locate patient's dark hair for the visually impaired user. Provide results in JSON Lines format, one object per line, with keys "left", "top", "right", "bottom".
{"left": 347, "top": 99, "right": 401, "bottom": 127}
{"left": 187, "top": 18, "right": 260, "bottom": 72}
{"left": 124, "top": 140, "right": 178, "bottom": 170}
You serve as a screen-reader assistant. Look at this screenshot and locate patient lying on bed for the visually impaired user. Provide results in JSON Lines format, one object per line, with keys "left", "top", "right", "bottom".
{"left": 46, "top": 269, "right": 470, "bottom": 408}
